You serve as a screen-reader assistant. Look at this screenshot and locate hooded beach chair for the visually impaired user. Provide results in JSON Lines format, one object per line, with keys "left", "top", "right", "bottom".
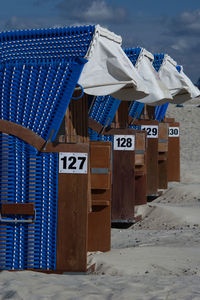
{"left": 0, "top": 25, "right": 149, "bottom": 272}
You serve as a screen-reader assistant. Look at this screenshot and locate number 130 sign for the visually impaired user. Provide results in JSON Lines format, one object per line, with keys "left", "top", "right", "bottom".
{"left": 59, "top": 152, "right": 88, "bottom": 174}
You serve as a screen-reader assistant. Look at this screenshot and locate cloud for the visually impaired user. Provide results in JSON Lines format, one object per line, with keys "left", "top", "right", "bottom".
{"left": 56, "top": 0, "right": 128, "bottom": 24}
{"left": 168, "top": 9, "right": 200, "bottom": 36}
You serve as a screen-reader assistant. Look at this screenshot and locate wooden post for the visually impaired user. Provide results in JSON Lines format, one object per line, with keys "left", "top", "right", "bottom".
{"left": 158, "top": 123, "right": 169, "bottom": 189}
{"left": 103, "top": 128, "right": 136, "bottom": 223}
{"left": 88, "top": 141, "right": 112, "bottom": 252}
{"left": 47, "top": 143, "right": 90, "bottom": 273}
{"left": 166, "top": 121, "right": 180, "bottom": 182}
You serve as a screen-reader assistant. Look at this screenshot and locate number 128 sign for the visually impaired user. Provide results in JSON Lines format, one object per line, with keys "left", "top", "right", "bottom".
{"left": 113, "top": 135, "right": 135, "bottom": 151}
{"left": 59, "top": 152, "right": 88, "bottom": 174}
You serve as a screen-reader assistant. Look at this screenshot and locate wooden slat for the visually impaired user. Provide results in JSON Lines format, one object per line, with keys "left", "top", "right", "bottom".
{"left": 90, "top": 144, "right": 111, "bottom": 169}
{"left": 158, "top": 142, "right": 168, "bottom": 152}
{"left": 1, "top": 203, "right": 35, "bottom": 216}
{"left": 115, "top": 101, "right": 129, "bottom": 128}
{"left": 88, "top": 118, "right": 103, "bottom": 134}
{"left": 158, "top": 159, "right": 168, "bottom": 189}
{"left": 92, "top": 200, "right": 110, "bottom": 206}
{"left": 135, "top": 169, "right": 145, "bottom": 177}
{"left": 91, "top": 173, "right": 111, "bottom": 189}
{"left": 88, "top": 205, "right": 111, "bottom": 252}
{"left": 165, "top": 118, "right": 175, "bottom": 123}
{"left": 158, "top": 153, "right": 168, "bottom": 161}
{"left": 135, "top": 154, "right": 145, "bottom": 166}
{"left": 91, "top": 189, "right": 111, "bottom": 201}
{"left": 135, "top": 174, "right": 147, "bottom": 205}
{"left": 65, "top": 93, "right": 89, "bottom": 143}
{"left": 135, "top": 131, "right": 146, "bottom": 151}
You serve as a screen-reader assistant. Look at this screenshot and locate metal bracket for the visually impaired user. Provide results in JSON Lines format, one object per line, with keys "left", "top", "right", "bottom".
{"left": 0, "top": 209, "right": 36, "bottom": 224}
{"left": 91, "top": 168, "right": 109, "bottom": 174}
{"left": 40, "top": 129, "right": 54, "bottom": 151}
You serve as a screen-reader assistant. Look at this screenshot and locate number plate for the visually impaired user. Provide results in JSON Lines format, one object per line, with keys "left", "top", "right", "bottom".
{"left": 59, "top": 152, "right": 88, "bottom": 174}
{"left": 113, "top": 135, "right": 135, "bottom": 151}
{"left": 141, "top": 125, "right": 158, "bottom": 138}
{"left": 168, "top": 127, "right": 179, "bottom": 137}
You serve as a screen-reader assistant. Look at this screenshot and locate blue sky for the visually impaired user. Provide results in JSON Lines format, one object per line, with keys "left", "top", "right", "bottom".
{"left": 0, "top": 0, "right": 199, "bottom": 82}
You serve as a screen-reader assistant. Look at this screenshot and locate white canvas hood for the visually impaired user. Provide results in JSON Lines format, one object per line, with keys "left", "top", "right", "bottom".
{"left": 158, "top": 55, "right": 200, "bottom": 104}
{"left": 78, "top": 25, "right": 149, "bottom": 101}
{"left": 133, "top": 48, "right": 173, "bottom": 106}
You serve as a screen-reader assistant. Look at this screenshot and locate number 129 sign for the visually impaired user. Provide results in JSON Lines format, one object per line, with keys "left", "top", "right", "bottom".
{"left": 141, "top": 125, "right": 158, "bottom": 138}
{"left": 59, "top": 152, "right": 88, "bottom": 174}
{"left": 113, "top": 135, "right": 135, "bottom": 151}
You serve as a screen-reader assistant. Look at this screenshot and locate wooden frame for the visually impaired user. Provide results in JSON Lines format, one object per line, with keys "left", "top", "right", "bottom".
{"left": 133, "top": 120, "right": 159, "bottom": 197}
{"left": 0, "top": 122, "right": 89, "bottom": 273}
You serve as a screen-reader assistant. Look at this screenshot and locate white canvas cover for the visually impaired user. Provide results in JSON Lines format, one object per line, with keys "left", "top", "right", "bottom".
{"left": 133, "top": 49, "right": 173, "bottom": 106}
{"left": 172, "top": 66, "right": 200, "bottom": 104}
{"left": 158, "top": 56, "right": 200, "bottom": 104}
{"left": 78, "top": 25, "right": 149, "bottom": 101}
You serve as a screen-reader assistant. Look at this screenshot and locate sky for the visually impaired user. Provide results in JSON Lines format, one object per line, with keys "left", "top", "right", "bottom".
{"left": 0, "top": 0, "right": 199, "bottom": 82}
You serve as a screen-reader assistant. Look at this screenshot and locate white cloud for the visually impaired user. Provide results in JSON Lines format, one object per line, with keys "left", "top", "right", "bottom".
{"left": 84, "top": 1, "right": 114, "bottom": 21}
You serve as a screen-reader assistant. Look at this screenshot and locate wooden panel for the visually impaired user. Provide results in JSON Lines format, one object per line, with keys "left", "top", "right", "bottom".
{"left": 158, "top": 142, "right": 168, "bottom": 152}
{"left": 165, "top": 118, "right": 175, "bottom": 123}
{"left": 146, "top": 138, "right": 159, "bottom": 195}
{"left": 158, "top": 123, "right": 168, "bottom": 140}
{"left": 91, "top": 189, "right": 111, "bottom": 201}
{"left": 135, "top": 174, "right": 147, "bottom": 205}
{"left": 146, "top": 105, "right": 155, "bottom": 119}
{"left": 91, "top": 173, "right": 111, "bottom": 189}
{"left": 65, "top": 93, "right": 89, "bottom": 143}
{"left": 88, "top": 205, "right": 111, "bottom": 252}
{"left": 92, "top": 200, "right": 110, "bottom": 206}
{"left": 1, "top": 203, "right": 35, "bottom": 216}
{"left": 158, "top": 152, "right": 168, "bottom": 161}
{"left": 45, "top": 143, "right": 89, "bottom": 153}
{"left": 133, "top": 120, "right": 159, "bottom": 126}
{"left": 135, "top": 154, "right": 145, "bottom": 166}
{"left": 56, "top": 144, "right": 89, "bottom": 272}
{"left": 88, "top": 118, "right": 103, "bottom": 134}
{"left": 158, "top": 159, "right": 168, "bottom": 189}
{"left": 167, "top": 122, "right": 180, "bottom": 182}
{"left": 103, "top": 128, "right": 137, "bottom": 135}
{"left": 135, "top": 132, "right": 146, "bottom": 151}
{"left": 115, "top": 101, "right": 129, "bottom": 128}
{"left": 112, "top": 150, "right": 135, "bottom": 221}
{"left": 90, "top": 142, "right": 111, "bottom": 169}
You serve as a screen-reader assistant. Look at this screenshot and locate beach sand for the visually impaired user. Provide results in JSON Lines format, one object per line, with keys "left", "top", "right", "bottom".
{"left": 1, "top": 98, "right": 200, "bottom": 299}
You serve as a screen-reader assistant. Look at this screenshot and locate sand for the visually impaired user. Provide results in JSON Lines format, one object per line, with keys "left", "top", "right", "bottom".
{"left": 1, "top": 98, "right": 200, "bottom": 299}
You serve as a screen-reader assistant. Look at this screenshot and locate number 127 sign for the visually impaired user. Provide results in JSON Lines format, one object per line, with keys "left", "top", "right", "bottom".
{"left": 59, "top": 152, "right": 88, "bottom": 174}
